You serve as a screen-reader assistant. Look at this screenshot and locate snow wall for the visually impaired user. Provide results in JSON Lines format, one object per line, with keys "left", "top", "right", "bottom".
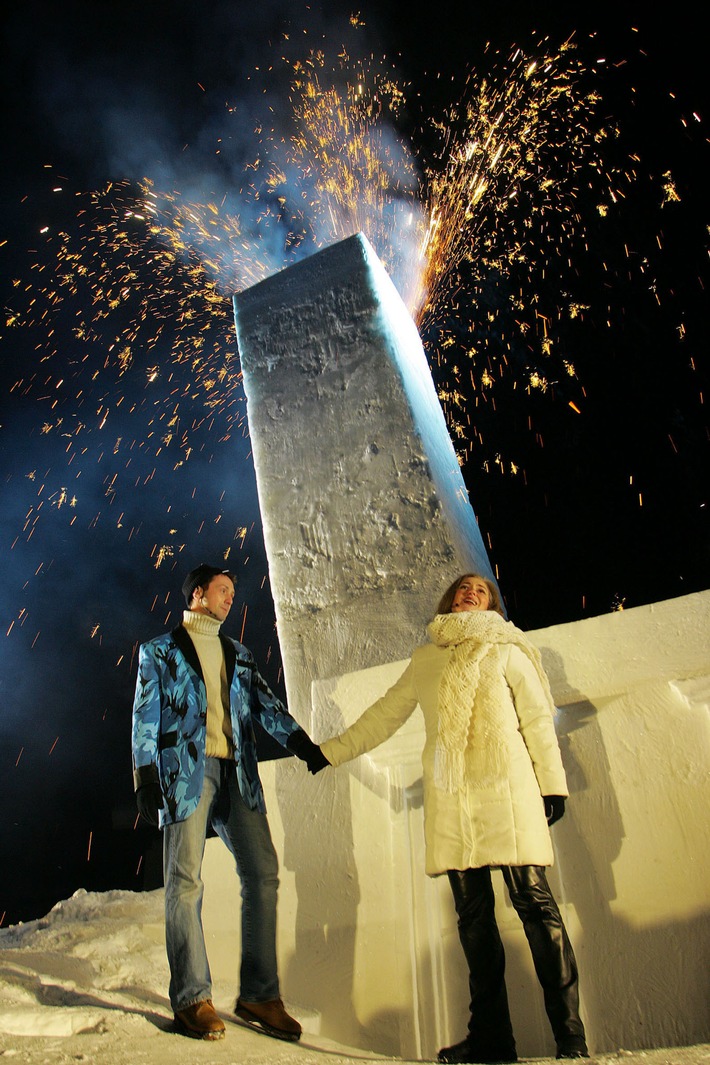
{"left": 203, "top": 589, "right": 710, "bottom": 1059}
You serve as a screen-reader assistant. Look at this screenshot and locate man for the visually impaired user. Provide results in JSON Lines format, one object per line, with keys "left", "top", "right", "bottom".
{"left": 132, "top": 563, "right": 327, "bottom": 1041}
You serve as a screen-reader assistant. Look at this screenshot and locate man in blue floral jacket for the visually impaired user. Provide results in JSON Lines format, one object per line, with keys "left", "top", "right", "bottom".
{"left": 132, "top": 563, "right": 328, "bottom": 1042}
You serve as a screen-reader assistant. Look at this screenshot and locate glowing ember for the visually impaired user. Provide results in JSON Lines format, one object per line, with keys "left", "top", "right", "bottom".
{"left": 1, "top": 24, "right": 705, "bottom": 643}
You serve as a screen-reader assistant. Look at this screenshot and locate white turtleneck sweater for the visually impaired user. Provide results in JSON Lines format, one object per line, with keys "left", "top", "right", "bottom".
{"left": 182, "top": 609, "right": 234, "bottom": 759}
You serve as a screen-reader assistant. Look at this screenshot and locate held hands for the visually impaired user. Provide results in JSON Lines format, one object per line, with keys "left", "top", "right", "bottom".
{"left": 136, "top": 782, "right": 164, "bottom": 826}
{"left": 287, "top": 730, "right": 331, "bottom": 775}
{"left": 543, "top": 795, "right": 566, "bottom": 826}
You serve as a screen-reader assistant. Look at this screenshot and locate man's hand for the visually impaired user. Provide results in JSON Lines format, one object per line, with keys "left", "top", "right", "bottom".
{"left": 136, "top": 782, "right": 163, "bottom": 826}
{"left": 287, "top": 730, "right": 331, "bottom": 775}
{"left": 543, "top": 795, "right": 566, "bottom": 826}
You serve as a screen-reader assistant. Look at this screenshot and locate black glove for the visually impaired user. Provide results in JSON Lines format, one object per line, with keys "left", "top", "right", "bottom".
{"left": 136, "top": 782, "right": 163, "bottom": 826}
{"left": 543, "top": 795, "right": 566, "bottom": 826}
{"left": 287, "top": 730, "right": 331, "bottom": 775}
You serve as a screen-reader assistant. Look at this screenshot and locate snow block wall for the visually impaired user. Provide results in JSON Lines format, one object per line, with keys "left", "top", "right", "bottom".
{"left": 203, "top": 590, "right": 710, "bottom": 1059}
{"left": 233, "top": 233, "right": 495, "bottom": 720}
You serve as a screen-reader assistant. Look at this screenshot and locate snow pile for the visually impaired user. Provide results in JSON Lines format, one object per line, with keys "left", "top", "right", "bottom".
{"left": 0, "top": 888, "right": 168, "bottom": 1038}
{"left": 0, "top": 888, "right": 382, "bottom": 1064}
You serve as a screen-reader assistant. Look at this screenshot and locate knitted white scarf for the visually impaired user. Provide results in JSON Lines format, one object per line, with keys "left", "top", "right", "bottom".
{"left": 427, "top": 610, "right": 556, "bottom": 793}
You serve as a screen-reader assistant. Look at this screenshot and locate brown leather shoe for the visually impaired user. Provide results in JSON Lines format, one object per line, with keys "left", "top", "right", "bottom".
{"left": 235, "top": 997, "right": 301, "bottom": 1041}
{"left": 174, "top": 999, "right": 226, "bottom": 1040}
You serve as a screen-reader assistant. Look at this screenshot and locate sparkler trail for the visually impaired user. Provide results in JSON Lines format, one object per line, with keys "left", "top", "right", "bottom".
{"left": 281, "top": 50, "right": 427, "bottom": 310}
{"left": 417, "top": 36, "right": 620, "bottom": 326}
{"left": 2, "top": 27, "right": 705, "bottom": 620}
{"left": 3, "top": 34, "right": 633, "bottom": 452}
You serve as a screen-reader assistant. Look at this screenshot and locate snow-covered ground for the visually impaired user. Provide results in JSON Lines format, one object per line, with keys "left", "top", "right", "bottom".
{"left": 0, "top": 888, "right": 708, "bottom": 1065}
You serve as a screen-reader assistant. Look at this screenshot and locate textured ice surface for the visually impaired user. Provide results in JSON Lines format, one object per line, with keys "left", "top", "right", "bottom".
{"left": 234, "top": 234, "right": 495, "bottom": 719}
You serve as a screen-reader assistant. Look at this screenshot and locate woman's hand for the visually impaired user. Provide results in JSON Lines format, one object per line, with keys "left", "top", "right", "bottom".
{"left": 543, "top": 795, "right": 566, "bottom": 826}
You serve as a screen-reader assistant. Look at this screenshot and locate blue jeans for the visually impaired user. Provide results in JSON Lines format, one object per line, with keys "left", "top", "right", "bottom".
{"left": 163, "top": 757, "right": 280, "bottom": 1012}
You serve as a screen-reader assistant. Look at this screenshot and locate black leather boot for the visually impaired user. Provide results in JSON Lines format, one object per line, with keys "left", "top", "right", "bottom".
{"left": 441, "top": 869, "right": 517, "bottom": 1065}
{"left": 438, "top": 1034, "right": 517, "bottom": 1063}
{"left": 502, "top": 866, "right": 588, "bottom": 1059}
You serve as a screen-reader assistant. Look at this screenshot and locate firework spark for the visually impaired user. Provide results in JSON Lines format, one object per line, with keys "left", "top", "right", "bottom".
{"left": 1, "top": 26, "right": 703, "bottom": 631}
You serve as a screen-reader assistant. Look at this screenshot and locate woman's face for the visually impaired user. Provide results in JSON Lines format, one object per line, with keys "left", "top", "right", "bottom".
{"left": 451, "top": 575, "right": 491, "bottom": 613}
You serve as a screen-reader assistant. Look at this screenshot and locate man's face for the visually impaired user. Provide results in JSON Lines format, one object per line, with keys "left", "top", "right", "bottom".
{"left": 192, "top": 575, "right": 235, "bottom": 622}
{"left": 451, "top": 576, "right": 491, "bottom": 613}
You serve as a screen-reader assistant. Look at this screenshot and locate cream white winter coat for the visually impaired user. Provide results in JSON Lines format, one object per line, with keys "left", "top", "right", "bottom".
{"left": 321, "top": 621, "right": 568, "bottom": 877}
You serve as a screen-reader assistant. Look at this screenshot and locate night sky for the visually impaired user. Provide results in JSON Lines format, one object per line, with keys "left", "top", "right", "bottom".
{"left": 1, "top": 0, "right": 708, "bottom": 927}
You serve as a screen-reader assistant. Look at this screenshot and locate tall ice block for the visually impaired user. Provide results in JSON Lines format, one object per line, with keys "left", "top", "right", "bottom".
{"left": 233, "top": 233, "right": 495, "bottom": 717}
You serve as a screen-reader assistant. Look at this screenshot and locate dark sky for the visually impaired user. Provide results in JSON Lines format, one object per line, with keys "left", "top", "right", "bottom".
{"left": 0, "top": 0, "right": 708, "bottom": 926}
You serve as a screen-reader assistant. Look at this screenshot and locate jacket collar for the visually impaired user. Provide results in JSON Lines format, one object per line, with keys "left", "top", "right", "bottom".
{"left": 171, "top": 623, "right": 237, "bottom": 687}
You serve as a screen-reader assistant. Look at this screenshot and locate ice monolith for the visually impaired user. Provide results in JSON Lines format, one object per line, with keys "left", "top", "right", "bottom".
{"left": 233, "top": 233, "right": 496, "bottom": 719}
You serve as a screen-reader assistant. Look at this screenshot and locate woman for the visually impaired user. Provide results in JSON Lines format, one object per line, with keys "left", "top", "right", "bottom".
{"left": 320, "top": 574, "right": 588, "bottom": 1065}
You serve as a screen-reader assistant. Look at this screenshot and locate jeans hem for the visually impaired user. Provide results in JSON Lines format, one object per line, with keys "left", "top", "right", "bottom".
{"left": 173, "top": 994, "right": 212, "bottom": 1013}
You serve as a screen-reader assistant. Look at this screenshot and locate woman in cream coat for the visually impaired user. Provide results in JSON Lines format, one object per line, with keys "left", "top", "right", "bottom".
{"left": 320, "top": 574, "right": 588, "bottom": 1065}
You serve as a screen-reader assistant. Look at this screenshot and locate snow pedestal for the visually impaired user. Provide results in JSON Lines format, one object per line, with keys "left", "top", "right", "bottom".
{"left": 232, "top": 232, "right": 495, "bottom": 723}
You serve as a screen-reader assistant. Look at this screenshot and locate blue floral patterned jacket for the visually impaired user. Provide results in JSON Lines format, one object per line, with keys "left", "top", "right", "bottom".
{"left": 131, "top": 623, "right": 302, "bottom": 825}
